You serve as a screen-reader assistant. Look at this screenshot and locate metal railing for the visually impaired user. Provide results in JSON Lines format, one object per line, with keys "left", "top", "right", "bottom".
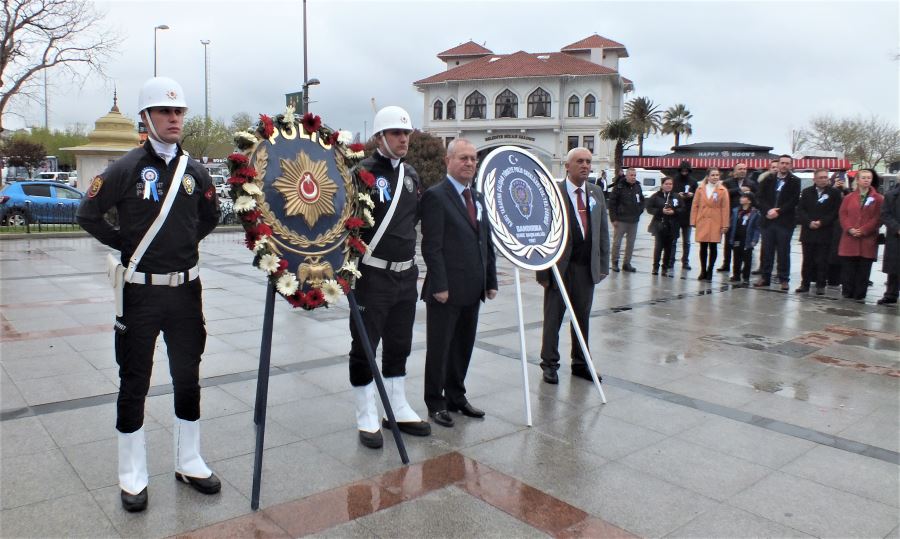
{"left": 0, "top": 204, "right": 81, "bottom": 233}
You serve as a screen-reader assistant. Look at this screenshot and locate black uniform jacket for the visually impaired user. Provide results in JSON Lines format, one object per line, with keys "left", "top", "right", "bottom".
{"left": 76, "top": 141, "right": 220, "bottom": 273}
{"left": 420, "top": 178, "right": 497, "bottom": 306}
{"left": 796, "top": 185, "right": 843, "bottom": 244}
{"left": 354, "top": 151, "right": 420, "bottom": 262}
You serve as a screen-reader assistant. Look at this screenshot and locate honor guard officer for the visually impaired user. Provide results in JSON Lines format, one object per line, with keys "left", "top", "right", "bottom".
{"left": 348, "top": 106, "right": 431, "bottom": 448}
{"left": 76, "top": 77, "right": 221, "bottom": 512}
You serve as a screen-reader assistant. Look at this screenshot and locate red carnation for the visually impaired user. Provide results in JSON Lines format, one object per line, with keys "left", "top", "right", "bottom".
{"left": 241, "top": 209, "right": 262, "bottom": 223}
{"left": 287, "top": 292, "right": 306, "bottom": 308}
{"left": 235, "top": 166, "right": 258, "bottom": 180}
{"left": 259, "top": 114, "right": 274, "bottom": 138}
{"left": 301, "top": 113, "right": 322, "bottom": 135}
{"left": 256, "top": 223, "right": 273, "bottom": 237}
{"left": 244, "top": 231, "right": 256, "bottom": 250}
{"left": 358, "top": 169, "right": 375, "bottom": 188}
{"left": 305, "top": 288, "right": 325, "bottom": 308}
{"left": 277, "top": 259, "right": 288, "bottom": 272}
{"left": 227, "top": 176, "right": 247, "bottom": 185}
{"left": 349, "top": 143, "right": 365, "bottom": 153}
{"left": 336, "top": 276, "right": 351, "bottom": 294}
{"left": 345, "top": 217, "right": 365, "bottom": 230}
{"left": 325, "top": 130, "right": 340, "bottom": 146}
{"left": 228, "top": 153, "right": 249, "bottom": 166}
{"left": 347, "top": 235, "right": 367, "bottom": 255}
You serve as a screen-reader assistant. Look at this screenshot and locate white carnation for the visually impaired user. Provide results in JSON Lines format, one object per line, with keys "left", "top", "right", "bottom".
{"left": 253, "top": 236, "right": 269, "bottom": 253}
{"left": 348, "top": 150, "right": 364, "bottom": 160}
{"left": 358, "top": 192, "right": 375, "bottom": 209}
{"left": 242, "top": 182, "right": 262, "bottom": 196}
{"left": 363, "top": 209, "right": 375, "bottom": 227}
{"left": 276, "top": 273, "right": 299, "bottom": 296}
{"left": 340, "top": 260, "right": 362, "bottom": 279}
{"left": 234, "top": 131, "right": 257, "bottom": 145}
{"left": 258, "top": 253, "right": 280, "bottom": 274}
{"left": 321, "top": 279, "right": 343, "bottom": 304}
{"left": 234, "top": 195, "right": 257, "bottom": 212}
{"left": 337, "top": 130, "right": 353, "bottom": 145}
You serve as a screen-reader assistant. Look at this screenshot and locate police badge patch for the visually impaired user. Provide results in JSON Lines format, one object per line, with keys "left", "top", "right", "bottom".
{"left": 182, "top": 174, "right": 195, "bottom": 195}
{"left": 404, "top": 176, "right": 414, "bottom": 193}
{"left": 88, "top": 176, "right": 103, "bottom": 198}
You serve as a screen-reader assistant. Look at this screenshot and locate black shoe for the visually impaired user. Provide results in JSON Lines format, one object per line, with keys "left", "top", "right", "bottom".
{"left": 381, "top": 418, "right": 431, "bottom": 436}
{"left": 753, "top": 279, "right": 770, "bottom": 288}
{"left": 682, "top": 262, "right": 691, "bottom": 270}
{"left": 571, "top": 368, "right": 601, "bottom": 383}
{"left": 751, "top": 269, "right": 762, "bottom": 275}
{"left": 716, "top": 266, "right": 729, "bottom": 272}
{"left": 121, "top": 487, "right": 148, "bottom": 512}
{"left": 729, "top": 275, "right": 740, "bottom": 282}
{"left": 541, "top": 367, "right": 559, "bottom": 384}
{"left": 611, "top": 263, "right": 620, "bottom": 272}
{"left": 622, "top": 264, "right": 637, "bottom": 273}
{"left": 795, "top": 285, "right": 810, "bottom": 293}
{"left": 175, "top": 472, "right": 222, "bottom": 495}
{"left": 428, "top": 410, "right": 454, "bottom": 427}
{"left": 815, "top": 287, "right": 826, "bottom": 295}
{"left": 358, "top": 429, "right": 383, "bottom": 448}
{"left": 697, "top": 272, "right": 707, "bottom": 281}
{"left": 447, "top": 401, "right": 485, "bottom": 418}
{"left": 877, "top": 297, "right": 897, "bottom": 305}
{"left": 651, "top": 269, "right": 659, "bottom": 275}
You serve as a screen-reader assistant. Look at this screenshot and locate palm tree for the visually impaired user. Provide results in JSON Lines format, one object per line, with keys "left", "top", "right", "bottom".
{"left": 624, "top": 97, "right": 662, "bottom": 156}
{"left": 661, "top": 104, "right": 693, "bottom": 147}
{"left": 598, "top": 119, "right": 634, "bottom": 177}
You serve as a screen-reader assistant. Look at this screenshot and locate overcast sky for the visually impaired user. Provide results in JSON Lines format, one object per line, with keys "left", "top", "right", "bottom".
{"left": 11, "top": 0, "right": 899, "bottom": 154}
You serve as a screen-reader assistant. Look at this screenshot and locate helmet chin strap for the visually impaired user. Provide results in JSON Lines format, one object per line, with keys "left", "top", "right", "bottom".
{"left": 141, "top": 110, "right": 162, "bottom": 142}
{"left": 377, "top": 133, "right": 401, "bottom": 161}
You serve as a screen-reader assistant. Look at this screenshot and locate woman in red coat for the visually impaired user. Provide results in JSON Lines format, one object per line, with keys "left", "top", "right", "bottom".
{"left": 838, "top": 169, "right": 883, "bottom": 300}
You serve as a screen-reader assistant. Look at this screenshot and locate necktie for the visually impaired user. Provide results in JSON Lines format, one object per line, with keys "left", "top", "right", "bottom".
{"left": 575, "top": 188, "right": 588, "bottom": 236}
{"left": 463, "top": 187, "right": 477, "bottom": 229}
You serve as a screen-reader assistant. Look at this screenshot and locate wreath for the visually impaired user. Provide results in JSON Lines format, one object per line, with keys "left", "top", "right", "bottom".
{"left": 226, "top": 109, "right": 375, "bottom": 310}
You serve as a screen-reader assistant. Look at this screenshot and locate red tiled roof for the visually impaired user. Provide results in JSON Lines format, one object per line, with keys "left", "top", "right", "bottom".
{"left": 437, "top": 41, "right": 493, "bottom": 59}
{"left": 561, "top": 34, "right": 626, "bottom": 51}
{"left": 415, "top": 50, "right": 618, "bottom": 85}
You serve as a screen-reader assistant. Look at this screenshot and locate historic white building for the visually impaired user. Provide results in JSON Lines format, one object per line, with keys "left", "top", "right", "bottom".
{"left": 414, "top": 34, "right": 633, "bottom": 177}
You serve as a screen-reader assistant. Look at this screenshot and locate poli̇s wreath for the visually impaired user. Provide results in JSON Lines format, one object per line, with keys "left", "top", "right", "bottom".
{"left": 227, "top": 109, "right": 373, "bottom": 309}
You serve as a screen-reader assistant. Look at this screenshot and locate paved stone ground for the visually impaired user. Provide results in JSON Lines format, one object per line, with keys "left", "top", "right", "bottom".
{"left": 1, "top": 230, "right": 898, "bottom": 538}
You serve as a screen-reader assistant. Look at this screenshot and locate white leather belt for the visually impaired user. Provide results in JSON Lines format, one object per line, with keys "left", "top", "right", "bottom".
{"left": 127, "top": 265, "right": 199, "bottom": 286}
{"left": 361, "top": 255, "right": 415, "bottom": 272}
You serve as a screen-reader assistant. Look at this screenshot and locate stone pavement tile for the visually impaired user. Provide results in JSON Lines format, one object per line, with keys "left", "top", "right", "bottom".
{"left": 0, "top": 366, "right": 26, "bottom": 411}
{"left": 730, "top": 472, "right": 898, "bottom": 538}
{"left": 8, "top": 313, "right": 81, "bottom": 333}
{"left": 198, "top": 349, "right": 260, "bottom": 379}
{"left": 0, "top": 336, "right": 75, "bottom": 359}
{"left": 294, "top": 363, "right": 353, "bottom": 395}
{"left": 817, "top": 342, "right": 900, "bottom": 370}
{"left": 92, "top": 470, "right": 250, "bottom": 539}
{"left": 478, "top": 386, "right": 581, "bottom": 428}
{"left": 305, "top": 427, "right": 452, "bottom": 479}
{"left": 738, "top": 390, "right": 868, "bottom": 435}
{"left": 1, "top": 305, "right": 70, "bottom": 322}
{"left": 216, "top": 329, "right": 264, "bottom": 350}
{"left": 887, "top": 525, "right": 900, "bottom": 539}
{"left": 789, "top": 368, "right": 899, "bottom": 417}
{"left": 619, "top": 437, "right": 773, "bottom": 501}
{"left": 219, "top": 371, "right": 328, "bottom": 409}
{"left": 601, "top": 357, "right": 695, "bottom": 388}
{"left": 537, "top": 407, "right": 668, "bottom": 461}
{"left": 676, "top": 415, "right": 816, "bottom": 469}
{"left": 146, "top": 387, "right": 252, "bottom": 429}
{"left": 599, "top": 392, "right": 710, "bottom": 436}
{"left": 2, "top": 352, "right": 97, "bottom": 382}
{"left": 780, "top": 444, "right": 900, "bottom": 508}
{"left": 569, "top": 460, "right": 719, "bottom": 538}
{"left": 838, "top": 404, "right": 900, "bottom": 453}
{"left": 39, "top": 403, "right": 162, "bottom": 447}
{"left": 63, "top": 427, "right": 174, "bottom": 490}
{"left": 0, "top": 448, "right": 85, "bottom": 509}
{"left": 0, "top": 415, "right": 57, "bottom": 459}
{"left": 205, "top": 314, "right": 265, "bottom": 336}
{"left": 214, "top": 440, "right": 365, "bottom": 508}
{"left": 0, "top": 491, "right": 119, "bottom": 538}
{"left": 351, "top": 485, "right": 548, "bottom": 538}
{"left": 175, "top": 511, "right": 290, "bottom": 539}
{"left": 666, "top": 503, "right": 813, "bottom": 538}
{"left": 306, "top": 519, "right": 376, "bottom": 538}
{"left": 426, "top": 410, "right": 524, "bottom": 450}
{"left": 267, "top": 341, "right": 337, "bottom": 366}
{"left": 658, "top": 372, "right": 764, "bottom": 409}
{"left": 16, "top": 369, "right": 119, "bottom": 405}
{"left": 265, "top": 392, "right": 359, "bottom": 441}
{"left": 194, "top": 411, "right": 300, "bottom": 463}
{"left": 461, "top": 429, "right": 608, "bottom": 502}
{"left": 78, "top": 347, "right": 117, "bottom": 370}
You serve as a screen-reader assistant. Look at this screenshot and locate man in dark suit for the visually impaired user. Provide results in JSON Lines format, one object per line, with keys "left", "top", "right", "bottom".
{"left": 796, "top": 168, "right": 842, "bottom": 294}
{"left": 754, "top": 154, "right": 802, "bottom": 290}
{"left": 537, "top": 147, "right": 610, "bottom": 385}
{"left": 718, "top": 163, "right": 759, "bottom": 272}
{"left": 420, "top": 139, "right": 498, "bottom": 427}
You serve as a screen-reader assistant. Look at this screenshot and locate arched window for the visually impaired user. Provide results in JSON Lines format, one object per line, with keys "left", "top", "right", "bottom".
{"left": 433, "top": 100, "right": 443, "bottom": 120}
{"left": 495, "top": 89, "right": 518, "bottom": 118}
{"left": 567, "top": 95, "right": 580, "bottom": 117}
{"left": 584, "top": 94, "right": 596, "bottom": 117}
{"left": 465, "top": 91, "right": 486, "bottom": 119}
{"left": 528, "top": 88, "right": 550, "bottom": 117}
{"left": 446, "top": 99, "right": 456, "bottom": 120}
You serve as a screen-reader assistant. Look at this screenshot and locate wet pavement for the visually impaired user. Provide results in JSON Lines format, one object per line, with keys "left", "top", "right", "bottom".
{"left": 1, "top": 230, "right": 898, "bottom": 538}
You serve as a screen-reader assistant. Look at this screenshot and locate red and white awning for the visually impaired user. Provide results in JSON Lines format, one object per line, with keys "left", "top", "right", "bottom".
{"left": 622, "top": 156, "right": 852, "bottom": 171}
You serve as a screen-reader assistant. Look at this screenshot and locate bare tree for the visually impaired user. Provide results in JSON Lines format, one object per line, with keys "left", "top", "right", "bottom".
{"left": 801, "top": 115, "right": 900, "bottom": 169}
{"left": 1, "top": 0, "right": 121, "bottom": 133}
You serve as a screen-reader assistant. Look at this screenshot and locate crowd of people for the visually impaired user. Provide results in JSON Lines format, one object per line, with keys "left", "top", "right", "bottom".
{"left": 605, "top": 157, "right": 900, "bottom": 305}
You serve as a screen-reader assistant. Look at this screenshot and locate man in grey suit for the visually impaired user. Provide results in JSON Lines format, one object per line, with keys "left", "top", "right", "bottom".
{"left": 537, "top": 147, "right": 610, "bottom": 384}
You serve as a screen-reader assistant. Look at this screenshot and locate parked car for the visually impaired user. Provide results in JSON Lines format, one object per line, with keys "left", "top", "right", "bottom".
{"left": 0, "top": 181, "right": 83, "bottom": 226}
{"left": 211, "top": 174, "right": 229, "bottom": 200}
{"left": 36, "top": 171, "right": 73, "bottom": 185}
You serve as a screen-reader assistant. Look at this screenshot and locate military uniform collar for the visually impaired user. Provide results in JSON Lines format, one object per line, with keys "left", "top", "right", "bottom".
{"left": 375, "top": 148, "right": 403, "bottom": 169}
{"left": 144, "top": 138, "right": 180, "bottom": 165}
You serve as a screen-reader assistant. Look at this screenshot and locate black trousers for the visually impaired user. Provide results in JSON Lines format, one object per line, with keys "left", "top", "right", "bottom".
{"left": 800, "top": 242, "right": 830, "bottom": 288}
{"left": 671, "top": 223, "right": 692, "bottom": 265}
{"left": 761, "top": 223, "right": 795, "bottom": 283}
{"left": 540, "top": 261, "right": 593, "bottom": 372}
{"left": 653, "top": 229, "right": 675, "bottom": 271}
{"left": 423, "top": 300, "right": 480, "bottom": 412}
{"left": 720, "top": 235, "right": 733, "bottom": 269}
{"left": 115, "top": 279, "right": 206, "bottom": 433}
{"left": 841, "top": 257, "right": 874, "bottom": 299}
{"left": 885, "top": 273, "right": 899, "bottom": 300}
{"left": 348, "top": 265, "right": 418, "bottom": 387}
{"left": 732, "top": 246, "right": 754, "bottom": 281}
{"left": 699, "top": 242, "right": 718, "bottom": 275}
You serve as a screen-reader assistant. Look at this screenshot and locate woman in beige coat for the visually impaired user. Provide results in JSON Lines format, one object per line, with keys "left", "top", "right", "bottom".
{"left": 690, "top": 168, "right": 731, "bottom": 281}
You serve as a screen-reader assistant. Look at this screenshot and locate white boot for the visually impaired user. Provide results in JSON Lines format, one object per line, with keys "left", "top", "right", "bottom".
{"left": 354, "top": 382, "right": 382, "bottom": 448}
{"left": 382, "top": 376, "right": 431, "bottom": 436}
{"left": 173, "top": 417, "right": 221, "bottom": 494}
{"left": 118, "top": 427, "right": 149, "bottom": 496}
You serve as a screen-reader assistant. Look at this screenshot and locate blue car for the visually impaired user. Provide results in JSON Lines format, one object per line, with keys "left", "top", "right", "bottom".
{"left": 0, "top": 181, "right": 84, "bottom": 226}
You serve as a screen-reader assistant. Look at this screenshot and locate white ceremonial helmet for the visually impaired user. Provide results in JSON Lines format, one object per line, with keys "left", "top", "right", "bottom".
{"left": 372, "top": 106, "right": 413, "bottom": 135}
{"left": 138, "top": 77, "right": 188, "bottom": 113}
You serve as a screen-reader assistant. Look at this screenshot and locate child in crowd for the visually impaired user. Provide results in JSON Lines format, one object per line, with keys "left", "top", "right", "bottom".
{"left": 728, "top": 192, "right": 761, "bottom": 283}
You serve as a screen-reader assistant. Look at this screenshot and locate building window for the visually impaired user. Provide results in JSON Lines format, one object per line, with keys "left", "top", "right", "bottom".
{"left": 584, "top": 94, "right": 596, "bottom": 117}
{"left": 528, "top": 88, "right": 550, "bottom": 117}
{"left": 568, "top": 95, "right": 580, "bottom": 117}
{"left": 495, "top": 89, "right": 518, "bottom": 118}
{"left": 433, "top": 100, "right": 443, "bottom": 120}
{"left": 567, "top": 136, "right": 578, "bottom": 152}
{"left": 446, "top": 99, "right": 456, "bottom": 120}
{"left": 464, "top": 91, "right": 486, "bottom": 119}
{"left": 445, "top": 136, "right": 454, "bottom": 147}
{"left": 583, "top": 135, "right": 594, "bottom": 154}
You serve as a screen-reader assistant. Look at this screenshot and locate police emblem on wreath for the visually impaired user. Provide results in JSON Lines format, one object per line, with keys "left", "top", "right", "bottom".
{"left": 226, "top": 109, "right": 371, "bottom": 309}
{"left": 476, "top": 146, "right": 567, "bottom": 271}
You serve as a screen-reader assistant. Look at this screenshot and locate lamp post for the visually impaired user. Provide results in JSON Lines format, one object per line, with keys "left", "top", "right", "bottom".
{"left": 153, "top": 25, "right": 169, "bottom": 76}
{"left": 200, "top": 39, "right": 210, "bottom": 124}
{"left": 302, "top": 78, "right": 319, "bottom": 114}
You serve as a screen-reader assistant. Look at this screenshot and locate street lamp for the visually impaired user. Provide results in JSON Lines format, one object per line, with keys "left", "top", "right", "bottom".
{"left": 153, "top": 25, "right": 169, "bottom": 77}
{"left": 200, "top": 40, "right": 210, "bottom": 123}
{"left": 302, "top": 78, "right": 319, "bottom": 114}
